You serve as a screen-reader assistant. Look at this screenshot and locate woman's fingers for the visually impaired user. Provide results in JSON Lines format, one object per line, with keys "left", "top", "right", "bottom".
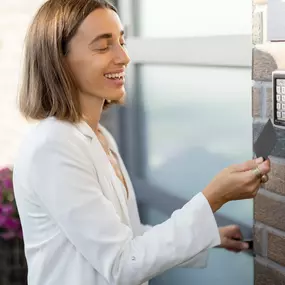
{"left": 249, "top": 160, "right": 271, "bottom": 180}
{"left": 204, "top": 157, "right": 271, "bottom": 209}
{"left": 225, "top": 239, "right": 249, "bottom": 251}
{"left": 231, "top": 157, "right": 264, "bottom": 172}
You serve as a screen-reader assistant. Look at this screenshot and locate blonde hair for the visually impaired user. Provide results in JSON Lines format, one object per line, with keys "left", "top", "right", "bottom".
{"left": 18, "top": 0, "right": 117, "bottom": 123}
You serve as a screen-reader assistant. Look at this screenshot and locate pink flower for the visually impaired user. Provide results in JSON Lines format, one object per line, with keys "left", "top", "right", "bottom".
{"left": 1, "top": 204, "right": 13, "bottom": 215}
{"left": 0, "top": 168, "right": 11, "bottom": 180}
{"left": 3, "top": 178, "right": 13, "bottom": 189}
{"left": 3, "top": 217, "right": 20, "bottom": 230}
{"left": 0, "top": 215, "right": 6, "bottom": 226}
{"left": 0, "top": 167, "right": 22, "bottom": 240}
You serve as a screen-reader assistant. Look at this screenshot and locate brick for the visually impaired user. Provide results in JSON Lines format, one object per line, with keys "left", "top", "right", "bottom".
{"left": 266, "top": 87, "right": 273, "bottom": 118}
{"left": 264, "top": 161, "right": 285, "bottom": 196}
{"left": 268, "top": 233, "right": 285, "bottom": 266}
{"left": 254, "top": 191, "right": 285, "bottom": 231}
{"left": 252, "top": 47, "right": 277, "bottom": 82}
{"left": 253, "top": 121, "right": 265, "bottom": 143}
{"left": 253, "top": 224, "right": 267, "bottom": 256}
{"left": 252, "top": 11, "right": 263, "bottom": 45}
{"left": 252, "top": 87, "right": 262, "bottom": 117}
{"left": 253, "top": 43, "right": 285, "bottom": 82}
{"left": 255, "top": 259, "right": 285, "bottom": 285}
{"left": 253, "top": 121, "right": 285, "bottom": 158}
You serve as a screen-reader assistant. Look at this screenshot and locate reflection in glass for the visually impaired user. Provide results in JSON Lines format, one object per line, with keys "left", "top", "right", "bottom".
{"left": 141, "top": 65, "right": 253, "bottom": 225}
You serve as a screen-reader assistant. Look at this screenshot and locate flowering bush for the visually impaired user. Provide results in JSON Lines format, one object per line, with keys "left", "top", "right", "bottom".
{"left": 0, "top": 167, "right": 22, "bottom": 240}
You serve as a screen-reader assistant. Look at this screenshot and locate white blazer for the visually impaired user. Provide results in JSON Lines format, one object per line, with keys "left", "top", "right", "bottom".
{"left": 13, "top": 117, "right": 221, "bottom": 285}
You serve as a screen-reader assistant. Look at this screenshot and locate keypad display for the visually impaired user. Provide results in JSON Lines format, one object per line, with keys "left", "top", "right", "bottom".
{"left": 275, "top": 79, "right": 285, "bottom": 121}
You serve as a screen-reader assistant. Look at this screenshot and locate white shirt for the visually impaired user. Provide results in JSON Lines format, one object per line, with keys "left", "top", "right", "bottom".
{"left": 13, "top": 117, "right": 221, "bottom": 285}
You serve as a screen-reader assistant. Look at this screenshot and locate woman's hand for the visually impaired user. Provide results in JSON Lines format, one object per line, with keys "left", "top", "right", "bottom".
{"left": 202, "top": 157, "right": 271, "bottom": 212}
{"left": 218, "top": 225, "right": 249, "bottom": 253}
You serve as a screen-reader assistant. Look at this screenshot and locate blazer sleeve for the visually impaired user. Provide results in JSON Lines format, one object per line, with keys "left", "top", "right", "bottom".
{"left": 140, "top": 223, "right": 210, "bottom": 268}
{"left": 31, "top": 138, "right": 221, "bottom": 285}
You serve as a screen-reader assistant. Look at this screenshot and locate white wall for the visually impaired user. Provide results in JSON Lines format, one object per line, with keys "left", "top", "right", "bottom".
{"left": 0, "top": 0, "right": 45, "bottom": 165}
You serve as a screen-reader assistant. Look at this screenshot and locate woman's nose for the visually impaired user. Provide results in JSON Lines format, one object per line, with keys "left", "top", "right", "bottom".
{"left": 113, "top": 45, "right": 130, "bottom": 66}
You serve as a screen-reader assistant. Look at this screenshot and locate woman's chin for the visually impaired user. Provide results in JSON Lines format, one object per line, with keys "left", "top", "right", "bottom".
{"left": 108, "top": 90, "right": 126, "bottom": 104}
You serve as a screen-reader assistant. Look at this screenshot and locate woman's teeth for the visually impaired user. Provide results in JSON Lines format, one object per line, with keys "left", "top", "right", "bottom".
{"left": 104, "top": 72, "right": 124, "bottom": 79}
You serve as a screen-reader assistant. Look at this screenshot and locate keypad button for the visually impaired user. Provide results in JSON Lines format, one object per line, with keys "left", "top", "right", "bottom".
{"left": 278, "top": 79, "right": 285, "bottom": 86}
{"left": 283, "top": 104, "right": 285, "bottom": 110}
{"left": 277, "top": 103, "right": 281, "bottom": 110}
{"left": 282, "top": 95, "right": 285, "bottom": 101}
{"left": 277, "top": 86, "right": 281, "bottom": 94}
{"left": 277, "top": 111, "right": 281, "bottom": 118}
{"left": 282, "top": 87, "right": 285, "bottom": 94}
{"left": 277, "top": 95, "right": 281, "bottom": 101}
{"left": 282, "top": 112, "right": 285, "bottom": 119}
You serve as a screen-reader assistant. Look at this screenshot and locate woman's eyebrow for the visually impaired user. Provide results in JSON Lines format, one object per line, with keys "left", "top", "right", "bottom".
{"left": 88, "top": 30, "right": 125, "bottom": 46}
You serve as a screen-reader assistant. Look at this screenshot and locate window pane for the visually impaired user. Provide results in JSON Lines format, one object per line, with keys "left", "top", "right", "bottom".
{"left": 138, "top": 0, "right": 251, "bottom": 37}
{"left": 141, "top": 65, "right": 253, "bottom": 225}
{"left": 139, "top": 205, "right": 253, "bottom": 285}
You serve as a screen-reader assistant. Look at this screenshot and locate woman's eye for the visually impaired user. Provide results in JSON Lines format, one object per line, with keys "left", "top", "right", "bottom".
{"left": 97, "top": 47, "right": 109, "bottom": 52}
{"left": 95, "top": 42, "right": 126, "bottom": 52}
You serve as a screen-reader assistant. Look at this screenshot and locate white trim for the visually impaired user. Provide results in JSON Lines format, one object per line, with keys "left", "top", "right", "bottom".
{"left": 126, "top": 35, "right": 252, "bottom": 68}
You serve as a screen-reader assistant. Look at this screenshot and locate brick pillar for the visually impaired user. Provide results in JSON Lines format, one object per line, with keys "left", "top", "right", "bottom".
{"left": 253, "top": 1, "right": 285, "bottom": 284}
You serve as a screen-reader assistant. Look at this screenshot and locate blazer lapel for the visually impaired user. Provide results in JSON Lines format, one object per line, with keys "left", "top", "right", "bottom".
{"left": 75, "top": 121, "right": 131, "bottom": 226}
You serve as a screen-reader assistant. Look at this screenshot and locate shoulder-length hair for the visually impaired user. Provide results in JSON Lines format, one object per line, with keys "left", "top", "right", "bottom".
{"left": 18, "top": 0, "right": 117, "bottom": 123}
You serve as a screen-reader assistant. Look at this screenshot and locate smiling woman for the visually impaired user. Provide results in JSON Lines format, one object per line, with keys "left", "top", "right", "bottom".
{"left": 18, "top": 0, "right": 128, "bottom": 122}
{"left": 12, "top": 1, "right": 270, "bottom": 285}
{"left": 65, "top": 7, "right": 129, "bottom": 110}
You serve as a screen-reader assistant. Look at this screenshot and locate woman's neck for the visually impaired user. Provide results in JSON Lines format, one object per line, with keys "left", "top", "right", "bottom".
{"left": 79, "top": 92, "right": 104, "bottom": 134}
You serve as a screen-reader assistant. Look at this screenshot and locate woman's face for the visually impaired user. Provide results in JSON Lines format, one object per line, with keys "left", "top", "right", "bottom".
{"left": 66, "top": 8, "right": 130, "bottom": 104}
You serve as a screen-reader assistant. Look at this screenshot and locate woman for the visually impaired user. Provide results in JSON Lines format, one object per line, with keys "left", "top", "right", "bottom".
{"left": 13, "top": 1, "right": 270, "bottom": 285}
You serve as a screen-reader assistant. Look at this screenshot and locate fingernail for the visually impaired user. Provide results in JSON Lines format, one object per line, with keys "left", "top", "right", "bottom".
{"left": 242, "top": 243, "right": 249, "bottom": 250}
{"left": 255, "top": 157, "right": 264, "bottom": 164}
